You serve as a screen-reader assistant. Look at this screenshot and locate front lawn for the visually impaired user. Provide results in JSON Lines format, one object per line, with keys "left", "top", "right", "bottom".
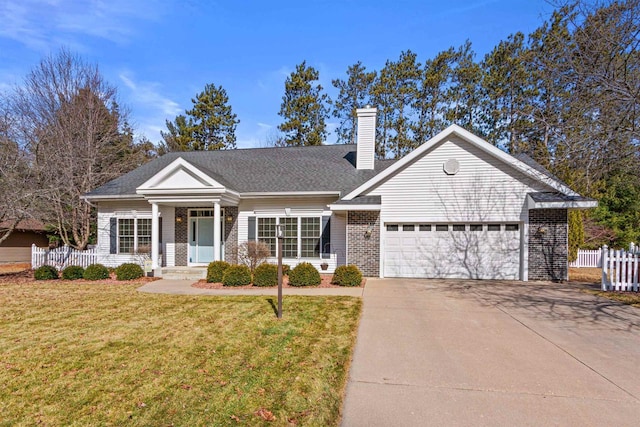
{"left": 0, "top": 281, "right": 361, "bottom": 426}
{"left": 587, "top": 290, "right": 640, "bottom": 307}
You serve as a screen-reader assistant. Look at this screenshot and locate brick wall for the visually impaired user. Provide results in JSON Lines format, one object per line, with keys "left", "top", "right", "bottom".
{"left": 347, "top": 211, "right": 380, "bottom": 277}
{"left": 528, "top": 209, "right": 568, "bottom": 282}
{"left": 175, "top": 207, "right": 188, "bottom": 266}
{"left": 224, "top": 207, "right": 238, "bottom": 263}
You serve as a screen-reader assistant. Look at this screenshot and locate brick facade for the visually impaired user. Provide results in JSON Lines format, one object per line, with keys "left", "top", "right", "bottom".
{"left": 528, "top": 209, "right": 568, "bottom": 282}
{"left": 224, "top": 206, "right": 238, "bottom": 263}
{"left": 347, "top": 211, "right": 380, "bottom": 277}
{"left": 175, "top": 207, "right": 188, "bottom": 266}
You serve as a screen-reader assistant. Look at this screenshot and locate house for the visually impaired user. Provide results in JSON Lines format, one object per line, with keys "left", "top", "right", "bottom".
{"left": 0, "top": 220, "right": 49, "bottom": 265}
{"left": 85, "top": 108, "right": 597, "bottom": 281}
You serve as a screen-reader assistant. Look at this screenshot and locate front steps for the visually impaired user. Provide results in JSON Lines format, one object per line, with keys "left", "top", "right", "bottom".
{"left": 159, "top": 267, "right": 207, "bottom": 281}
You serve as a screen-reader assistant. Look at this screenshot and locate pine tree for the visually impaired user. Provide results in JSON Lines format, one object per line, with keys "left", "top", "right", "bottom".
{"left": 278, "top": 61, "right": 330, "bottom": 146}
{"left": 412, "top": 47, "right": 456, "bottom": 143}
{"left": 371, "top": 50, "right": 421, "bottom": 158}
{"left": 161, "top": 84, "right": 238, "bottom": 151}
{"left": 446, "top": 41, "right": 484, "bottom": 135}
{"left": 332, "top": 62, "right": 376, "bottom": 144}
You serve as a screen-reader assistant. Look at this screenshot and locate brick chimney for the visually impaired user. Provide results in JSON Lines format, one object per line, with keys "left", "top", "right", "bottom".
{"left": 356, "top": 106, "right": 377, "bottom": 170}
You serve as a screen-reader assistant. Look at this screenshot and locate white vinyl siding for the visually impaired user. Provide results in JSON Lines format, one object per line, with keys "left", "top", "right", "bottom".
{"left": 96, "top": 200, "right": 151, "bottom": 267}
{"left": 236, "top": 197, "right": 342, "bottom": 273}
{"left": 369, "top": 135, "right": 555, "bottom": 223}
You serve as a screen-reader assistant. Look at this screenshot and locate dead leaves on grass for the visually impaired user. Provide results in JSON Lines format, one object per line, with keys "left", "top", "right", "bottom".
{"left": 254, "top": 407, "right": 276, "bottom": 421}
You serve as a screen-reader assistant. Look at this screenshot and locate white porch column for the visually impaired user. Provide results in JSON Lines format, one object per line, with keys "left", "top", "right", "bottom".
{"left": 151, "top": 203, "right": 159, "bottom": 270}
{"left": 213, "top": 201, "right": 221, "bottom": 261}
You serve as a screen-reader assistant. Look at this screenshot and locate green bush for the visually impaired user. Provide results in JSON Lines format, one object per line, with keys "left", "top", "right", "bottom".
{"left": 331, "top": 265, "right": 363, "bottom": 287}
{"left": 288, "top": 262, "right": 321, "bottom": 287}
{"left": 207, "top": 261, "right": 231, "bottom": 283}
{"left": 222, "top": 264, "right": 252, "bottom": 287}
{"left": 34, "top": 265, "right": 58, "bottom": 280}
{"left": 61, "top": 265, "right": 85, "bottom": 280}
{"left": 83, "top": 264, "right": 110, "bottom": 281}
{"left": 115, "top": 263, "right": 144, "bottom": 281}
{"left": 253, "top": 263, "right": 278, "bottom": 287}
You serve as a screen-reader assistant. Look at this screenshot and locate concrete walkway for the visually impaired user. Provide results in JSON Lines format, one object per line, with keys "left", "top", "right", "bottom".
{"left": 341, "top": 278, "right": 640, "bottom": 426}
{"left": 137, "top": 279, "right": 364, "bottom": 296}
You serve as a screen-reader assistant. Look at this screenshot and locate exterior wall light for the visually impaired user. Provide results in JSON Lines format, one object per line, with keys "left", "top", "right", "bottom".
{"left": 226, "top": 214, "right": 233, "bottom": 223}
{"left": 175, "top": 216, "right": 183, "bottom": 223}
{"left": 364, "top": 224, "right": 375, "bottom": 238}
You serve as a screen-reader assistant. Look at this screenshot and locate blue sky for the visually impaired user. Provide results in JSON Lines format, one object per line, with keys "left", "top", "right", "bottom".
{"left": 0, "top": 0, "right": 555, "bottom": 148}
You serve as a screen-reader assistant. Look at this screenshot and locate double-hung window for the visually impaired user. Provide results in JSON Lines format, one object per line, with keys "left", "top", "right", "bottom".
{"left": 301, "top": 217, "right": 321, "bottom": 257}
{"left": 117, "top": 218, "right": 152, "bottom": 254}
{"left": 255, "top": 216, "right": 324, "bottom": 258}
{"left": 257, "top": 217, "right": 277, "bottom": 256}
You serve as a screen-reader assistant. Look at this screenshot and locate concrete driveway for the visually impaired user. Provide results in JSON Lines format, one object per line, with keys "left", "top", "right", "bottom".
{"left": 341, "top": 279, "right": 640, "bottom": 426}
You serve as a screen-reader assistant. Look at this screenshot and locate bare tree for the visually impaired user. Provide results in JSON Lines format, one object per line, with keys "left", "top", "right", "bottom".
{"left": 237, "top": 241, "right": 271, "bottom": 273}
{"left": 0, "top": 98, "right": 39, "bottom": 244}
{"left": 9, "top": 49, "right": 146, "bottom": 249}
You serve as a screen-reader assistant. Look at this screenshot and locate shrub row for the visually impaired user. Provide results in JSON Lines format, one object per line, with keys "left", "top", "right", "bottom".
{"left": 34, "top": 263, "right": 145, "bottom": 281}
{"left": 203, "top": 261, "right": 363, "bottom": 287}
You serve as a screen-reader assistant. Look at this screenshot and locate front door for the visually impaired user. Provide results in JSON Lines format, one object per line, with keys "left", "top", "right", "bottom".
{"left": 188, "top": 209, "right": 225, "bottom": 265}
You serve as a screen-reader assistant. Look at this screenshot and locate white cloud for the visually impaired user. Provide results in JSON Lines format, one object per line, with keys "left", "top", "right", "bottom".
{"left": 0, "top": 0, "right": 166, "bottom": 52}
{"left": 117, "top": 71, "right": 181, "bottom": 142}
{"left": 119, "top": 72, "right": 181, "bottom": 116}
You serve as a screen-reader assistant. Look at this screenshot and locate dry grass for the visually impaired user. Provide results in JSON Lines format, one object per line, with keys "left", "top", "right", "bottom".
{"left": 569, "top": 267, "right": 601, "bottom": 283}
{"left": 587, "top": 290, "right": 640, "bottom": 307}
{"left": 0, "top": 263, "right": 31, "bottom": 275}
{"left": 0, "top": 281, "right": 361, "bottom": 426}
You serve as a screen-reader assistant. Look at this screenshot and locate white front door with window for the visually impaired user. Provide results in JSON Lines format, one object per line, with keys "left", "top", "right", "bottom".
{"left": 188, "top": 209, "right": 224, "bottom": 265}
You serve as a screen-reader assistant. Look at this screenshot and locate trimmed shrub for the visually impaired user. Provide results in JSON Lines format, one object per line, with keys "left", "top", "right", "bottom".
{"left": 331, "top": 265, "right": 363, "bottom": 287}
{"left": 222, "top": 264, "right": 252, "bottom": 287}
{"left": 83, "top": 264, "right": 110, "bottom": 280}
{"left": 115, "top": 263, "right": 144, "bottom": 281}
{"left": 34, "top": 265, "right": 58, "bottom": 280}
{"left": 61, "top": 265, "right": 85, "bottom": 280}
{"left": 288, "top": 262, "right": 321, "bottom": 287}
{"left": 207, "top": 261, "right": 231, "bottom": 283}
{"left": 253, "top": 263, "right": 278, "bottom": 287}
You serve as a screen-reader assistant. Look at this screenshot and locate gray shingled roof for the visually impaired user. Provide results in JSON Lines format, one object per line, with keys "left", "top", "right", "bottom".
{"left": 332, "top": 195, "right": 382, "bottom": 205}
{"left": 528, "top": 192, "right": 596, "bottom": 203}
{"left": 513, "top": 153, "right": 571, "bottom": 191}
{"left": 87, "top": 145, "right": 397, "bottom": 198}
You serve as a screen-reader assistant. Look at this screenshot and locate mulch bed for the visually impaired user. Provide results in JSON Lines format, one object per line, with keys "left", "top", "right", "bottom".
{"left": 0, "top": 269, "right": 159, "bottom": 285}
{"left": 192, "top": 274, "right": 365, "bottom": 290}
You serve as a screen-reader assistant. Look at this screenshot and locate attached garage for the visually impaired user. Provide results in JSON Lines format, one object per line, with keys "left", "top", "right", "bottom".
{"left": 383, "top": 223, "right": 521, "bottom": 280}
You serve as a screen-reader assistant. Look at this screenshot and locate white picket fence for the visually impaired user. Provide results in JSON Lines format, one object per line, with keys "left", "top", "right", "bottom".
{"left": 569, "top": 249, "right": 602, "bottom": 268}
{"left": 31, "top": 244, "right": 98, "bottom": 270}
{"left": 601, "top": 245, "right": 640, "bottom": 291}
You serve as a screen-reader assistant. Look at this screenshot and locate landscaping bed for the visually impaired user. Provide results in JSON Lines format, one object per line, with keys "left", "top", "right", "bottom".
{"left": 193, "top": 273, "right": 366, "bottom": 290}
{"left": 0, "top": 269, "right": 159, "bottom": 285}
{"left": 0, "top": 281, "right": 361, "bottom": 425}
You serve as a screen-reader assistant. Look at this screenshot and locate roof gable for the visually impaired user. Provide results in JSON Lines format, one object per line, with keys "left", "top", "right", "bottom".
{"left": 342, "top": 124, "right": 578, "bottom": 200}
{"left": 137, "top": 157, "right": 226, "bottom": 193}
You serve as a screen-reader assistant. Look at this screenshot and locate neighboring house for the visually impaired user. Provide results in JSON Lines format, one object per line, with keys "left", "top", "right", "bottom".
{"left": 0, "top": 220, "right": 49, "bottom": 264}
{"left": 85, "top": 108, "right": 597, "bottom": 281}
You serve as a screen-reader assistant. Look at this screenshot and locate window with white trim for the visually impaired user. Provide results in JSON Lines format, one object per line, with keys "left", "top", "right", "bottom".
{"left": 256, "top": 216, "right": 324, "bottom": 258}
{"left": 301, "top": 217, "right": 320, "bottom": 257}
{"left": 118, "top": 218, "right": 151, "bottom": 254}
{"left": 258, "top": 217, "right": 277, "bottom": 256}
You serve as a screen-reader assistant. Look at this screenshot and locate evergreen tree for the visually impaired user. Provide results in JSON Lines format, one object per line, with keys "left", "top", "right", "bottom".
{"left": 332, "top": 62, "right": 376, "bottom": 144}
{"left": 371, "top": 50, "right": 421, "bottom": 158}
{"left": 278, "top": 61, "right": 330, "bottom": 146}
{"left": 412, "top": 47, "right": 457, "bottom": 143}
{"left": 446, "top": 41, "right": 484, "bottom": 135}
{"left": 161, "top": 84, "right": 238, "bottom": 151}
{"left": 481, "top": 32, "right": 533, "bottom": 151}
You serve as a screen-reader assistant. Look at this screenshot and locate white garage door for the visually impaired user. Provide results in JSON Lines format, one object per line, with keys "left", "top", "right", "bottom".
{"left": 384, "top": 223, "right": 521, "bottom": 280}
